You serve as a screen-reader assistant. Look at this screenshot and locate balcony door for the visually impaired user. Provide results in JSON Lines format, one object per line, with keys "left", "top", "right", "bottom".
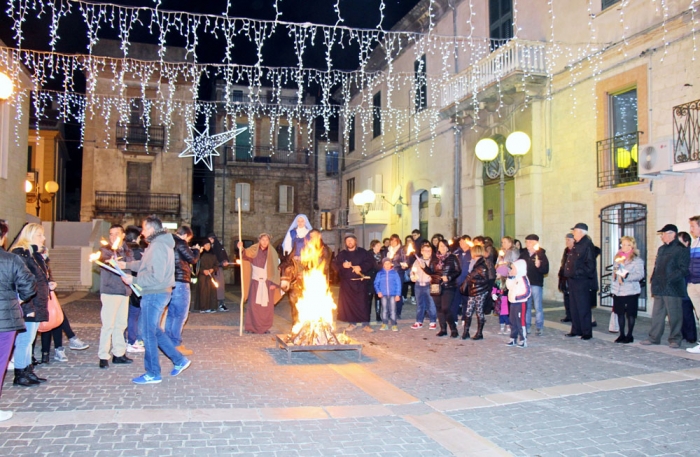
{"left": 235, "top": 122, "right": 251, "bottom": 161}
{"left": 127, "top": 162, "right": 151, "bottom": 212}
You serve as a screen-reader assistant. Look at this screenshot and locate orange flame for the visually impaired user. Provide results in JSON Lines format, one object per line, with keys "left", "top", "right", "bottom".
{"left": 100, "top": 239, "right": 109, "bottom": 246}
{"left": 211, "top": 277, "right": 219, "bottom": 288}
{"left": 293, "top": 240, "right": 336, "bottom": 334}
{"left": 405, "top": 243, "right": 415, "bottom": 257}
{"left": 111, "top": 235, "right": 123, "bottom": 251}
{"left": 88, "top": 252, "right": 100, "bottom": 262}
{"left": 614, "top": 256, "right": 625, "bottom": 263}
{"left": 466, "top": 241, "right": 474, "bottom": 248}
{"left": 498, "top": 249, "right": 505, "bottom": 257}
{"left": 534, "top": 243, "right": 540, "bottom": 251}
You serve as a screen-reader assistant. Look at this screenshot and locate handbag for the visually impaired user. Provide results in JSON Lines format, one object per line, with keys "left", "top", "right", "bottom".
{"left": 608, "top": 310, "right": 619, "bottom": 333}
{"left": 38, "top": 291, "right": 64, "bottom": 332}
{"left": 429, "top": 283, "right": 442, "bottom": 296}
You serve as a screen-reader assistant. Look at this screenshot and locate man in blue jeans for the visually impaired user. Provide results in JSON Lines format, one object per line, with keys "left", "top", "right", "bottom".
{"left": 123, "top": 216, "right": 191, "bottom": 385}
{"left": 165, "top": 226, "right": 200, "bottom": 356}
{"left": 520, "top": 234, "right": 549, "bottom": 336}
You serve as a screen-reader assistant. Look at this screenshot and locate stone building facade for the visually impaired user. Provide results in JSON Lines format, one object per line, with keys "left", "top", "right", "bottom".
{"left": 0, "top": 41, "right": 32, "bottom": 236}
{"left": 341, "top": 0, "right": 700, "bottom": 315}
{"left": 79, "top": 40, "right": 194, "bottom": 228}
{"left": 210, "top": 83, "right": 315, "bottom": 256}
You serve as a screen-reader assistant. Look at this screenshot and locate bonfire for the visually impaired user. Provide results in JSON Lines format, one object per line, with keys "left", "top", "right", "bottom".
{"left": 284, "top": 241, "right": 352, "bottom": 346}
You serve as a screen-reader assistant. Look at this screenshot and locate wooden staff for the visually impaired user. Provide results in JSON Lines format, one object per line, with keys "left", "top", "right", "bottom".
{"left": 238, "top": 197, "right": 245, "bottom": 336}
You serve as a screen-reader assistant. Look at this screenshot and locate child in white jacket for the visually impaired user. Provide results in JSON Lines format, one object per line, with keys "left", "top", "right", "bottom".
{"left": 506, "top": 259, "right": 531, "bottom": 348}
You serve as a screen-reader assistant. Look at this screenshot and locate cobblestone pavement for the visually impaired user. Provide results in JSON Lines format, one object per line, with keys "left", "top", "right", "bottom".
{"left": 1, "top": 288, "right": 699, "bottom": 456}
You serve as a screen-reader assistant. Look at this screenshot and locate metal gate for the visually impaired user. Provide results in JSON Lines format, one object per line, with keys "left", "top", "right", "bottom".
{"left": 599, "top": 202, "right": 648, "bottom": 311}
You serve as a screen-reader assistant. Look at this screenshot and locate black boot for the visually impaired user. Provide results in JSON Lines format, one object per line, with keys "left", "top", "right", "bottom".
{"left": 614, "top": 313, "right": 626, "bottom": 343}
{"left": 461, "top": 317, "right": 472, "bottom": 340}
{"left": 473, "top": 317, "right": 484, "bottom": 341}
{"left": 25, "top": 365, "right": 47, "bottom": 383}
{"left": 41, "top": 352, "right": 50, "bottom": 364}
{"left": 436, "top": 320, "right": 447, "bottom": 337}
{"left": 375, "top": 298, "right": 382, "bottom": 323}
{"left": 13, "top": 368, "right": 39, "bottom": 386}
{"left": 625, "top": 316, "right": 636, "bottom": 343}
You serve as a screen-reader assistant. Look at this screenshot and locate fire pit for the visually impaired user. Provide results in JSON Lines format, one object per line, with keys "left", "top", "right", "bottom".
{"left": 276, "top": 333, "right": 363, "bottom": 362}
{"left": 277, "top": 239, "right": 363, "bottom": 362}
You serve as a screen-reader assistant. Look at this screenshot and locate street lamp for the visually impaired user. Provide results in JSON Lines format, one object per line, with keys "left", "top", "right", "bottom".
{"left": 25, "top": 179, "right": 60, "bottom": 218}
{"left": 352, "top": 189, "right": 376, "bottom": 248}
{"left": 475, "top": 131, "right": 531, "bottom": 239}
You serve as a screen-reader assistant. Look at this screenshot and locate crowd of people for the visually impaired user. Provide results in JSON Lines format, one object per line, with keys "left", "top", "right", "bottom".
{"left": 0, "top": 212, "right": 698, "bottom": 422}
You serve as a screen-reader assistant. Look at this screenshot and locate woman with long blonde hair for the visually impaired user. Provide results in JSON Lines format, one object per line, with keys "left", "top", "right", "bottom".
{"left": 611, "top": 236, "right": 645, "bottom": 343}
{"left": 10, "top": 223, "right": 51, "bottom": 385}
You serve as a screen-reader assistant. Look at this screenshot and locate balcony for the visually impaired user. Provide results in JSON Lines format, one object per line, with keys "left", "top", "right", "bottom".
{"left": 224, "top": 145, "right": 310, "bottom": 166}
{"left": 439, "top": 39, "right": 548, "bottom": 112}
{"left": 347, "top": 194, "right": 391, "bottom": 226}
{"left": 116, "top": 124, "right": 165, "bottom": 150}
{"left": 596, "top": 131, "right": 641, "bottom": 189}
{"left": 673, "top": 99, "right": 700, "bottom": 169}
{"left": 95, "top": 191, "right": 180, "bottom": 216}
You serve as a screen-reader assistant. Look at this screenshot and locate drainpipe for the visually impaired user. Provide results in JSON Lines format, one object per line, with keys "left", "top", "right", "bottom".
{"left": 451, "top": 0, "right": 461, "bottom": 237}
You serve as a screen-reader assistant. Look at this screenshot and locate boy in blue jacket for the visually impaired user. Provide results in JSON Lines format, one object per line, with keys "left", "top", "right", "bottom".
{"left": 374, "top": 258, "right": 402, "bottom": 331}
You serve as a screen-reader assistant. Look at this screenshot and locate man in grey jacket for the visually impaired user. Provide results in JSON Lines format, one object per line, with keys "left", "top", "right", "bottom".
{"left": 123, "top": 216, "right": 191, "bottom": 384}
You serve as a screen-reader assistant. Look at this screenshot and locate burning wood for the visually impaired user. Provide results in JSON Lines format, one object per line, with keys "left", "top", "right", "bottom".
{"left": 280, "top": 236, "right": 356, "bottom": 348}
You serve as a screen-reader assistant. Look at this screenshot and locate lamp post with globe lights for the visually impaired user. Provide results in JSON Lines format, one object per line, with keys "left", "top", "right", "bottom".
{"left": 474, "top": 131, "right": 531, "bottom": 239}
{"left": 352, "top": 189, "right": 376, "bottom": 248}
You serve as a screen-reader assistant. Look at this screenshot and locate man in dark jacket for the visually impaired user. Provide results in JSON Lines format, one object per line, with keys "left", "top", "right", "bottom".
{"left": 563, "top": 223, "right": 596, "bottom": 340}
{"left": 641, "top": 224, "right": 690, "bottom": 348}
{"left": 208, "top": 233, "right": 230, "bottom": 311}
{"left": 165, "top": 226, "right": 200, "bottom": 356}
{"left": 557, "top": 233, "right": 575, "bottom": 323}
{"left": 97, "top": 224, "right": 134, "bottom": 369}
{"left": 520, "top": 234, "right": 549, "bottom": 336}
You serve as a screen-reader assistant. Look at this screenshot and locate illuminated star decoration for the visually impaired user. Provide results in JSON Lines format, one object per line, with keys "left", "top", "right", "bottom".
{"left": 179, "top": 125, "right": 248, "bottom": 171}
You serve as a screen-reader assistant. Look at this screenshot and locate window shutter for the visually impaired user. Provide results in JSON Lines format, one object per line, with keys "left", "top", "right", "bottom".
{"left": 235, "top": 183, "right": 251, "bottom": 212}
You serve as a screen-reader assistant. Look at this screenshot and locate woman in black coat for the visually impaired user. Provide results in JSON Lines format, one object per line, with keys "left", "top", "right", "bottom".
{"left": 424, "top": 239, "right": 461, "bottom": 338}
{"left": 10, "top": 223, "right": 50, "bottom": 387}
{"left": 460, "top": 244, "right": 490, "bottom": 341}
{"left": 0, "top": 221, "right": 37, "bottom": 420}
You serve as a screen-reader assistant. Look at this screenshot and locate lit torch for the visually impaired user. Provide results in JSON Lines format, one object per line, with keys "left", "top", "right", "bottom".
{"left": 89, "top": 252, "right": 121, "bottom": 275}
{"left": 466, "top": 240, "right": 474, "bottom": 248}
{"left": 405, "top": 243, "right": 415, "bottom": 257}
{"left": 498, "top": 249, "right": 505, "bottom": 257}
{"left": 211, "top": 277, "right": 219, "bottom": 288}
{"left": 534, "top": 243, "right": 540, "bottom": 262}
{"left": 107, "top": 258, "right": 142, "bottom": 296}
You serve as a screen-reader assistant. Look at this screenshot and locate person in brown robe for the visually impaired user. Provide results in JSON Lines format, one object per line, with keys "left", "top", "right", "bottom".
{"left": 238, "top": 233, "right": 282, "bottom": 334}
{"left": 192, "top": 242, "right": 219, "bottom": 313}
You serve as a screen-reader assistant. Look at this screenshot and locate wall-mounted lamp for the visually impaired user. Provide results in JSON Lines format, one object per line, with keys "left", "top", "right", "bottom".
{"left": 352, "top": 189, "right": 376, "bottom": 248}
{"left": 430, "top": 186, "right": 442, "bottom": 200}
{"left": 0, "top": 72, "right": 14, "bottom": 100}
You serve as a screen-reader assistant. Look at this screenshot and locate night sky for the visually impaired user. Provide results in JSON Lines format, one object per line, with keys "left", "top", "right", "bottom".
{"left": 0, "top": 0, "right": 423, "bottom": 219}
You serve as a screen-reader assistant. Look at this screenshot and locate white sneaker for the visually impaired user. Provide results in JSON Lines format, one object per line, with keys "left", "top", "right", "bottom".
{"left": 686, "top": 344, "right": 700, "bottom": 354}
{"left": 69, "top": 337, "right": 89, "bottom": 350}
{"left": 54, "top": 347, "right": 68, "bottom": 362}
{"left": 127, "top": 343, "right": 145, "bottom": 353}
{"left": 0, "top": 410, "right": 13, "bottom": 422}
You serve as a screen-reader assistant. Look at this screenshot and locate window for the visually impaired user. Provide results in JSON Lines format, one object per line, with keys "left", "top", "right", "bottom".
{"left": 126, "top": 162, "right": 151, "bottom": 192}
{"left": 278, "top": 125, "right": 294, "bottom": 151}
{"left": 129, "top": 99, "right": 144, "bottom": 125}
{"left": 414, "top": 55, "right": 427, "bottom": 112}
{"left": 602, "top": 0, "right": 620, "bottom": 9}
{"left": 326, "top": 150, "right": 339, "bottom": 176}
{"left": 235, "top": 182, "right": 251, "bottom": 212}
{"left": 27, "top": 145, "right": 33, "bottom": 172}
{"left": 373, "top": 92, "right": 381, "bottom": 138}
{"left": 489, "top": 0, "right": 513, "bottom": 48}
{"left": 610, "top": 89, "right": 638, "bottom": 137}
{"left": 348, "top": 114, "right": 356, "bottom": 152}
{"left": 279, "top": 185, "right": 294, "bottom": 213}
{"left": 321, "top": 210, "right": 333, "bottom": 230}
{"left": 234, "top": 122, "right": 251, "bottom": 161}
{"left": 346, "top": 177, "right": 355, "bottom": 209}
{"left": 232, "top": 90, "right": 244, "bottom": 103}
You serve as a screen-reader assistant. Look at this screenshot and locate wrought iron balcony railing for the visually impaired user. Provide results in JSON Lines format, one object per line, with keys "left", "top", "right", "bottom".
{"left": 440, "top": 39, "right": 548, "bottom": 110}
{"left": 224, "top": 145, "right": 310, "bottom": 166}
{"left": 94, "top": 191, "right": 180, "bottom": 215}
{"left": 596, "top": 131, "right": 641, "bottom": 189}
{"left": 116, "top": 124, "right": 165, "bottom": 149}
{"left": 673, "top": 99, "right": 700, "bottom": 164}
